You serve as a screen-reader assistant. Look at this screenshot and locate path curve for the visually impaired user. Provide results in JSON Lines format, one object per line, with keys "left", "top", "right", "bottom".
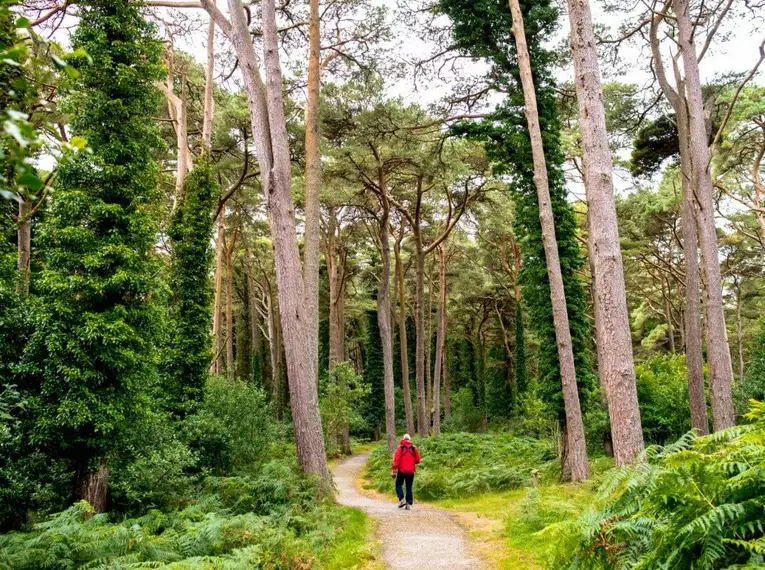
{"left": 333, "top": 453, "right": 481, "bottom": 570}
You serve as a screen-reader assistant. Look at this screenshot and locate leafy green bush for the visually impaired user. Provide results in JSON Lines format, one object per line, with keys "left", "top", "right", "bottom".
{"left": 365, "top": 431, "right": 555, "bottom": 500}
{"left": 183, "top": 375, "right": 277, "bottom": 475}
{"left": 442, "top": 387, "right": 485, "bottom": 432}
{"left": 548, "top": 400, "right": 765, "bottom": 569}
{"left": 635, "top": 354, "right": 694, "bottom": 443}
{"left": 320, "top": 362, "right": 369, "bottom": 455}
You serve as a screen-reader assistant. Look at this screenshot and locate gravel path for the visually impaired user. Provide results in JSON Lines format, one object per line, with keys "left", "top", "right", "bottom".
{"left": 333, "top": 453, "right": 482, "bottom": 570}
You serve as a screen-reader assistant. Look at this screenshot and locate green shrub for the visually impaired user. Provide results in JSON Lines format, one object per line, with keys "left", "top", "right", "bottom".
{"left": 548, "top": 400, "right": 765, "bottom": 569}
{"left": 365, "top": 431, "right": 555, "bottom": 500}
{"left": 635, "top": 354, "right": 693, "bottom": 443}
{"left": 442, "top": 387, "right": 485, "bottom": 432}
{"left": 320, "top": 362, "right": 369, "bottom": 455}
{"left": 183, "top": 375, "right": 276, "bottom": 475}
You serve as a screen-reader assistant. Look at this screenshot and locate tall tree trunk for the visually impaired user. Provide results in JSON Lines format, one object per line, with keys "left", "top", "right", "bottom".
{"left": 432, "top": 245, "right": 447, "bottom": 435}
{"left": 244, "top": 242, "right": 261, "bottom": 383}
{"left": 327, "top": 209, "right": 349, "bottom": 454}
{"left": 426, "top": 254, "right": 436, "bottom": 426}
{"left": 736, "top": 282, "right": 744, "bottom": 382}
{"left": 211, "top": 215, "right": 225, "bottom": 375}
{"left": 414, "top": 246, "right": 428, "bottom": 437}
{"left": 202, "top": 7, "right": 215, "bottom": 151}
{"left": 375, "top": 157, "right": 398, "bottom": 451}
{"left": 267, "top": 288, "right": 281, "bottom": 405}
{"left": 663, "top": 277, "right": 676, "bottom": 352}
{"left": 653, "top": 17, "right": 709, "bottom": 435}
{"left": 443, "top": 343, "right": 451, "bottom": 418}
{"left": 221, "top": 0, "right": 328, "bottom": 481}
{"left": 303, "top": 0, "right": 321, "bottom": 388}
{"left": 225, "top": 234, "right": 235, "bottom": 382}
{"left": 509, "top": 0, "right": 589, "bottom": 480}
{"left": 17, "top": 199, "right": 31, "bottom": 295}
{"left": 565, "top": 0, "right": 643, "bottom": 465}
{"left": 676, "top": 0, "right": 735, "bottom": 430}
{"left": 327, "top": 210, "right": 346, "bottom": 367}
{"left": 395, "top": 233, "right": 415, "bottom": 435}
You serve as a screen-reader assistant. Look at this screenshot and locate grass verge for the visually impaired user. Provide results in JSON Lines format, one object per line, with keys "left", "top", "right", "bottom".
{"left": 319, "top": 507, "right": 382, "bottom": 570}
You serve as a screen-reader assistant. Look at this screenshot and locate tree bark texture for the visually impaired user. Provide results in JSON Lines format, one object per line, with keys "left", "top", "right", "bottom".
{"left": 432, "top": 245, "right": 447, "bottom": 435}
{"left": 82, "top": 462, "right": 108, "bottom": 514}
{"left": 395, "top": 232, "right": 415, "bottom": 435}
{"left": 675, "top": 0, "right": 736, "bottom": 431}
{"left": 566, "top": 0, "right": 644, "bottom": 465}
{"left": 651, "top": 13, "right": 709, "bottom": 435}
{"left": 678, "top": 105, "right": 709, "bottom": 435}
{"left": 426, "top": 254, "right": 436, "bottom": 425}
{"left": 509, "top": 0, "right": 589, "bottom": 480}
{"left": 376, "top": 164, "right": 398, "bottom": 451}
{"left": 414, "top": 246, "right": 428, "bottom": 436}
{"left": 219, "top": 0, "right": 328, "bottom": 481}
{"left": 327, "top": 210, "right": 346, "bottom": 367}
{"left": 202, "top": 7, "right": 215, "bottom": 151}
{"left": 17, "top": 199, "right": 31, "bottom": 295}
{"left": 225, "top": 231, "right": 235, "bottom": 381}
{"left": 211, "top": 215, "right": 225, "bottom": 375}
{"left": 303, "top": 0, "right": 321, "bottom": 388}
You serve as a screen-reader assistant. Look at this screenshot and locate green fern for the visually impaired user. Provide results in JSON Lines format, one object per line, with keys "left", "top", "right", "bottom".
{"left": 549, "top": 400, "right": 765, "bottom": 569}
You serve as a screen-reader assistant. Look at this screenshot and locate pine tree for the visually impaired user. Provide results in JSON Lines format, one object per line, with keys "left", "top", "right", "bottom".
{"left": 25, "top": 0, "right": 164, "bottom": 511}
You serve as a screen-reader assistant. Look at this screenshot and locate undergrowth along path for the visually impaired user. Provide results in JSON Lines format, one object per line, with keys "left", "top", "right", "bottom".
{"left": 333, "top": 453, "right": 481, "bottom": 570}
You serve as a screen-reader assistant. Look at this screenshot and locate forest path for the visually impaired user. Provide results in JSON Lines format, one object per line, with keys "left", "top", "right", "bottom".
{"left": 333, "top": 453, "right": 482, "bottom": 570}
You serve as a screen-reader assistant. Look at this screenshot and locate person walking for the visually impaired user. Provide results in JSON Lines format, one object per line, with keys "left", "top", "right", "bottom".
{"left": 392, "top": 433, "right": 421, "bottom": 510}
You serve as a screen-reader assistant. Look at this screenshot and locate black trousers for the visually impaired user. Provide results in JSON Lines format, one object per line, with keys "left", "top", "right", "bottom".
{"left": 395, "top": 472, "right": 415, "bottom": 505}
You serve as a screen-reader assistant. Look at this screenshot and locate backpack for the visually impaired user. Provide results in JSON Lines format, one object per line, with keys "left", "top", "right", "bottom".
{"left": 400, "top": 444, "right": 417, "bottom": 457}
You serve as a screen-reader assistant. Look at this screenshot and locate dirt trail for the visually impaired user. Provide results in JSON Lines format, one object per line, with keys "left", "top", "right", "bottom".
{"left": 333, "top": 453, "right": 481, "bottom": 570}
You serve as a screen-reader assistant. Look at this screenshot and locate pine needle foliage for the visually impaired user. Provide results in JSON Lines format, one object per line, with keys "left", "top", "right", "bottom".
{"left": 366, "top": 432, "right": 555, "bottom": 499}
{"left": 548, "top": 400, "right": 765, "bottom": 569}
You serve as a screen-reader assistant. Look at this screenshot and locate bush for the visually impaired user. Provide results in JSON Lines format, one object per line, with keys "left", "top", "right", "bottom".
{"left": 365, "top": 431, "right": 555, "bottom": 500}
{"left": 548, "top": 400, "right": 765, "bottom": 569}
{"left": 635, "top": 354, "right": 693, "bottom": 443}
{"left": 183, "top": 375, "right": 277, "bottom": 475}
{"left": 320, "top": 362, "right": 369, "bottom": 455}
{"left": 442, "top": 387, "right": 485, "bottom": 432}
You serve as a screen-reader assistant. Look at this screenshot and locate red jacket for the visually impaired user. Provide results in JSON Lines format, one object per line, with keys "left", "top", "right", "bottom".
{"left": 392, "top": 439, "right": 421, "bottom": 474}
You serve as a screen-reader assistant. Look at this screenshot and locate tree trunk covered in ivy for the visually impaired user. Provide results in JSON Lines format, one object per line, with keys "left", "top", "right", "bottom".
{"left": 16, "top": 199, "right": 31, "bottom": 295}
{"left": 31, "top": 0, "right": 165, "bottom": 510}
{"left": 167, "top": 158, "right": 218, "bottom": 410}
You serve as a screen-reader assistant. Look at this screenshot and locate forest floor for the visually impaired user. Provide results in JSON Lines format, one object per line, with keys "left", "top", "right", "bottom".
{"left": 334, "top": 453, "right": 482, "bottom": 569}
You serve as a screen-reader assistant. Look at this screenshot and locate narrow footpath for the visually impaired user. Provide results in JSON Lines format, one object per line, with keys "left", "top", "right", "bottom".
{"left": 334, "top": 453, "right": 481, "bottom": 570}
